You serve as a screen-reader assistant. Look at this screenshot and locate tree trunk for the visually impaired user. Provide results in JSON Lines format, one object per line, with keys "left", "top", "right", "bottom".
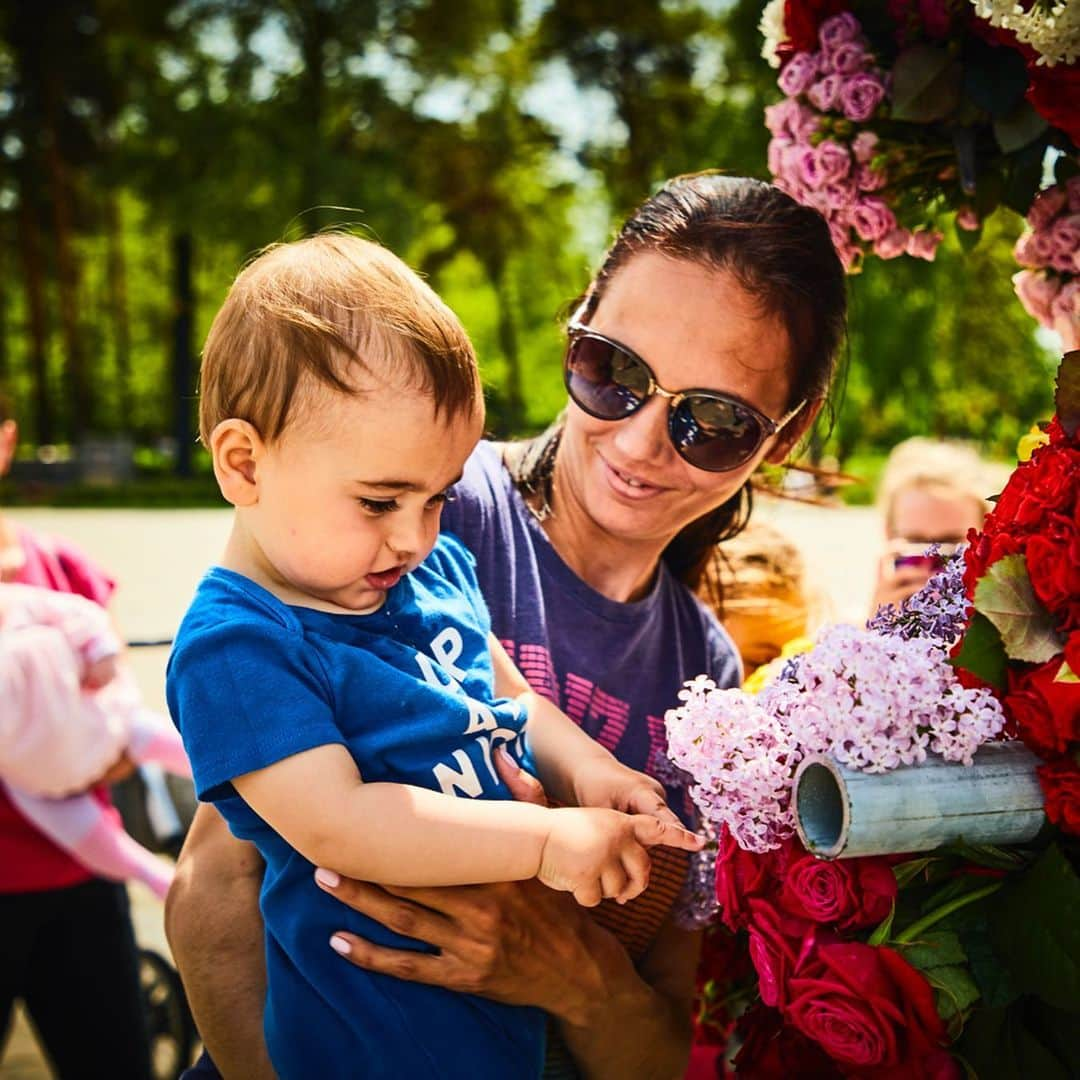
{"left": 16, "top": 191, "right": 52, "bottom": 444}
{"left": 172, "top": 231, "right": 195, "bottom": 477}
{"left": 45, "top": 75, "right": 92, "bottom": 439}
{"left": 104, "top": 191, "right": 133, "bottom": 423}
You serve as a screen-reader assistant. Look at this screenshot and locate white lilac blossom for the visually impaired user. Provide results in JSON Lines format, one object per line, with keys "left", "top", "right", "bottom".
{"left": 666, "top": 628, "right": 1006, "bottom": 854}
{"left": 758, "top": 0, "right": 787, "bottom": 68}
{"left": 971, "top": 0, "right": 1080, "bottom": 67}
{"left": 866, "top": 549, "right": 970, "bottom": 643}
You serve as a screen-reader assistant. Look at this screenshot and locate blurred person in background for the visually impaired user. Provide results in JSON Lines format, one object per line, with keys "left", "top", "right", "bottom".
{"left": 869, "top": 436, "right": 992, "bottom": 616}
{"left": 0, "top": 389, "right": 153, "bottom": 1079}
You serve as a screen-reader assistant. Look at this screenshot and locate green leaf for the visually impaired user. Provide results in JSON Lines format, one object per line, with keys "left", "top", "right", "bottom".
{"left": 867, "top": 903, "right": 895, "bottom": 946}
{"left": 1056, "top": 351, "right": 1080, "bottom": 440}
{"left": 891, "top": 45, "right": 962, "bottom": 122}
{"left": 989, "top": 844, "right": 1080, "bottom": 1012}
{"left": 960, "top": 915, "right": 1022, "bottom": 1009}
{"left": 974, "top": 554, "right": 1065, "bottom": 663}
{"left": 894, "top": 856, "right": 935, "bottom": 888}
{"left": 1056, "top": 660, "right": 1079, "bottom": 684}
{"left": 962, "top": 38, "right": 1029, "bottom": 117}
{"left": 938, "top": 840, "right": 1028, "bottom": 872}
{"left": 993, "top": 102, "right": 1050, "bottom": 154}
{"left": 927, "top": 963, "right": 982, "bottom": 1021}
{"left": 898, "top": 929, "right": 969, "bottom": 970}
{"left": 950, "top": 611, "right": 1008, "bottom": 690}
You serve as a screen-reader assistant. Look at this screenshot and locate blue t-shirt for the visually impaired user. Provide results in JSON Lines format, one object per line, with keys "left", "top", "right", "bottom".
{"left": 167, "top": 535, "right": 545, "bottom": 1080}
{"left": 442, "top": 441, "right": 742, "bottom": 822}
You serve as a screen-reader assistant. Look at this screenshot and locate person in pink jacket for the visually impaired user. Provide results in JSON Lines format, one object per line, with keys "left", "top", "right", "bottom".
{"left": 0, "top": 582, "right": 190, "bottom": 900}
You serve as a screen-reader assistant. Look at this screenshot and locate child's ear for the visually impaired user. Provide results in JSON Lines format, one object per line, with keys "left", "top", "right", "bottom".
{"left": 210, "top": 419, "right": 264, "bottom": 507}
{"left": 764, "top": 398, "right": 824, "bottom": 466}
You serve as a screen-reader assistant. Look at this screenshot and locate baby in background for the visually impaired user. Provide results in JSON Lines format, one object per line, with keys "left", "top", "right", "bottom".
{"left": 0, "top": 582, "right": 190, "bottom": 899}
{"left": 167, "top": 233, "right": 701, "bottom": 1080}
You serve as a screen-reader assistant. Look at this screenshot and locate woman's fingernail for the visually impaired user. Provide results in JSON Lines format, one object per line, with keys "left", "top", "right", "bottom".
{"left": 497, "top": 746, "right": 517, "bottom": 768}
{"left": 315, "top": 868, "right": 340, "bottom": 890}
{"left": 329, "top": 935, "right": 351, "bottom": 956}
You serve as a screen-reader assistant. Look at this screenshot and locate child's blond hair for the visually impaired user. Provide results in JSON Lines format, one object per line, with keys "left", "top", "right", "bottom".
{"left": 199, "top": 233, "right": 481, "bottom": 445}
{"left": 877, "top": 437, "right": 991, "bottom": 537}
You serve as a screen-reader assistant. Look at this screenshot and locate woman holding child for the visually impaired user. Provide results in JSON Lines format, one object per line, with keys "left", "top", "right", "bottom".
{"left": 166, "top": 173, "right": 847, "bottom": 1078}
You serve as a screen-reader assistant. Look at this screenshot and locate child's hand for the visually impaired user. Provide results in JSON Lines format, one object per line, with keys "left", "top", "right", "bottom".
{"left": 82, "top": 653, "right": 120, "bottom": 690}
{"left": 573, "top": 760, "right": 692, "bottom": 836}
{"left": 538, "top": 806, "right": 702, "bottom": 907}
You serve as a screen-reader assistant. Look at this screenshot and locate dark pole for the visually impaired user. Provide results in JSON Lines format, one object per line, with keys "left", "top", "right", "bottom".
{"left": 172, "top": 231, "right": 194, "bottom": 477}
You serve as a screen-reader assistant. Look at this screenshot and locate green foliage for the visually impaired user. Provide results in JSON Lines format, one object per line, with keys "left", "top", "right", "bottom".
{"left": 950, "top": 612, "right": 1008, "bottom": 691}
{"left": 0, "top": 0, "right": 1063, "bottom": 490}
{"left": 974, "top": 553, "right": 1065, "bottom": 664}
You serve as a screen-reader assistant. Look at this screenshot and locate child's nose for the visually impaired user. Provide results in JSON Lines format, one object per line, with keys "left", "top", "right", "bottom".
{"left": 385, "top": 513, "right": 429, "bottom": 564}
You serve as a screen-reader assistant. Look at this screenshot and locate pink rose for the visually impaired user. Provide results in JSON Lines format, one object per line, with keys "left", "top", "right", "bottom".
{"left": 819, "top": 11, "right": 861, "bottom": 51}
{"left": 1050, "top": 214, "right": 1080, "bottom": 273}
{"left": 768, "top": 136, "right": 794, "bottom": 177}
{"left": 841, "top": 72, "right": 886, "bottom": 122}
{"left": 874, "top": 227, "right": 911, "bottom": 259}
{"left": 1014, "top": 232, "right": 1046, "bottom": 269}
{"left": 1013, "top": 269, "right": 1060, "bottom": 325}
{"left": 829, "top": 41, "right": 870, "bottom": 75}
{"left": 816, "top": 139, "right": 851, "bottom": 185}
{"left": 852, "top": 130, "right": 879, "bottom": 163}
{"left": 1051, "top": 279, "right": 1080, "bottom": 350}
{"left": 906, "top": 229, "right": 941, "bottom": 261}
{"left": 956, "top": 207, "right": 980, "bottom": 231}
{"left": 779, "top": 52, "right": 819, "bottom": 97}
{"left": 790, "top": 103, "right": 822, "bottom": 141}
{"left": 808, "top": 74, "right": 842, "bottom": 112}
{"left": 852, "top": 196, "right": 897, "bottom": 242}
{"left": 798, "top": 145, "right": 826, "bottom": 189}
{"left": 856, "top": 164, "right": 887, "bottom": 191}
{"left": 825, "top": 179, "right": 857, "bottom": 211}
{"left": 1068, "top": 175, "right": 1080, "bottom": 213}
{"left": 1027, "top": 186, "right": 1067, "bottom": 231}
{"left": 765, "top": 100, "right": 799, "bottom": 137}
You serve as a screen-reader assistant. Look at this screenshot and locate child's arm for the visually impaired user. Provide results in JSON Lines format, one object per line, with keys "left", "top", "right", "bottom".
{"left": 488, "top": 634, "right": 688, "bottom": 828}
{"left": 232, "top": 744, "right": 698, "bottom": 906}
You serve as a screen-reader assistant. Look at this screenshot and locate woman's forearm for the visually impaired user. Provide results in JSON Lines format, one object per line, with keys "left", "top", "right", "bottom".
{"left": 165, "top": 804, "right": 274, "bottom": 1080}
{"left": 548, "top": 917, "right": 696, "bottom": 1080}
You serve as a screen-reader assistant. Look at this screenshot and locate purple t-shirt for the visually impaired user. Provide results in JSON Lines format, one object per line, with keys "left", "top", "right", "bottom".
{"left": 442, "top": 442, "right": 741, "bottom": 819}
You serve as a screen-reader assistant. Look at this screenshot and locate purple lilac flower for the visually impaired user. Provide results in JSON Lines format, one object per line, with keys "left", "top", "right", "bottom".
{"left": 867, "top": 550, "right": 969, "bottom": 643}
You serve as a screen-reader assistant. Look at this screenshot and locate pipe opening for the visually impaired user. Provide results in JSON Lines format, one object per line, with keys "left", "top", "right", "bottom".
{"left": 796, "top": 762, "right": 845, "bottom": 855}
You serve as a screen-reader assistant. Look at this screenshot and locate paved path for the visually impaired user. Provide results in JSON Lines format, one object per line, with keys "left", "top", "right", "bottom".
{"left": 1, "top": 499, "right": 881, "bottom": 1076}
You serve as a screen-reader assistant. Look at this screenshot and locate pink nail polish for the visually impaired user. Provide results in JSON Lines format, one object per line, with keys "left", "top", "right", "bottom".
{"left": 330, "top": 935, "right": 351, "bottom": 956}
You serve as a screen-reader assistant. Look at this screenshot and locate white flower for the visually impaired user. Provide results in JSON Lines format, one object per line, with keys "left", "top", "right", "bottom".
{"left": 759, "top": 0, "right": 788, "bottom": 68}
{"left": 970, "top": 0, "right": 1080, "bottom": 66}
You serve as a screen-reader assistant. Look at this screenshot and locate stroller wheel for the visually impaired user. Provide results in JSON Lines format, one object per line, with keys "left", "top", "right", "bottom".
{"left": 140, "top": 948, "right": 197, "bottom": 1080}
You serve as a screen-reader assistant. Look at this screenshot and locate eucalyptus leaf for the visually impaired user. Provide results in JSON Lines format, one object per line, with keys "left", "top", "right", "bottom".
{"left": 949, "top": 611, "right": 1007, "bottom": 690}
{"left": 993, "top": 103, "right": 1049, "bottom": 154}
{"left": 891, "top": 45, "right": 961, "bottom": 122}
{"left": 973, "top": 554, "right": 1064, "bottom": 663}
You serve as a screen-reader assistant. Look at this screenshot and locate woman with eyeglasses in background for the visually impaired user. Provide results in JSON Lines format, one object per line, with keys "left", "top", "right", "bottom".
{"left": 166, "top": 173, "right": 847, "bottom": 1080}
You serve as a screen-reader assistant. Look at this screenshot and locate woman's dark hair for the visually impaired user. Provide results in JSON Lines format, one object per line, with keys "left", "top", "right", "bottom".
{"left": 509, "top": 172, "right": 847, "bottom": 591}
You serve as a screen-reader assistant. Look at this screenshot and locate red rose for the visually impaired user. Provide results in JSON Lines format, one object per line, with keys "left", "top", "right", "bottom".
{"left": 1038, "top": 756, "right": 1080, "bottom": 836}
{"left": 715, "top": 828, "right": 798, "bottom": 931}
{"left": 746, "top": 898, "right": 815, "bottom": 1008}
{"left": 1026, "top": 517, "right": 1080, "bottom": 631}
{"left": 780, "top": 854, "right": 897, "bottom": 929}
{"left": 779, "top": 0, "right": 848, "bottom": 59}
{"left": 784, "top": 943, "right": 957, "bottom": 1078}
{"left": 980, "top": 444, "right": 1079, "bottom": 544}
{"left": 1025, "top": 58, "right": 1080, "bottom": 147}
{"left": 1003, "top": 657, "right": 1080, "bottom": 758}
{"left": 733, "top": 1003, "right": 842, "bottom": 1078}
{"left": 962, "top": 530, "right": 1022, "bottom": 600}
{"left": 1066, "top": 631, "right": 1080, "bottom": 677}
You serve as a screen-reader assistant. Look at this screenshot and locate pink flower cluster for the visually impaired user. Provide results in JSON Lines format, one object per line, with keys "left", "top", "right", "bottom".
{"left": 766, "top": 12, "right": 944, "bottom": 271}
{"left": 1012, "top": 176, "right": 1080, "bottom": 349}
{"left": 665, "top": 626, "right": 1005, "bottom": 854}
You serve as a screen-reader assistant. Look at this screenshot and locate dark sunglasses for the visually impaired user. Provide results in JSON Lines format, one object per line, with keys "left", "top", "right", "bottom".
{"left": 564, "top": 322, "right": 806, "bottom": 473}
